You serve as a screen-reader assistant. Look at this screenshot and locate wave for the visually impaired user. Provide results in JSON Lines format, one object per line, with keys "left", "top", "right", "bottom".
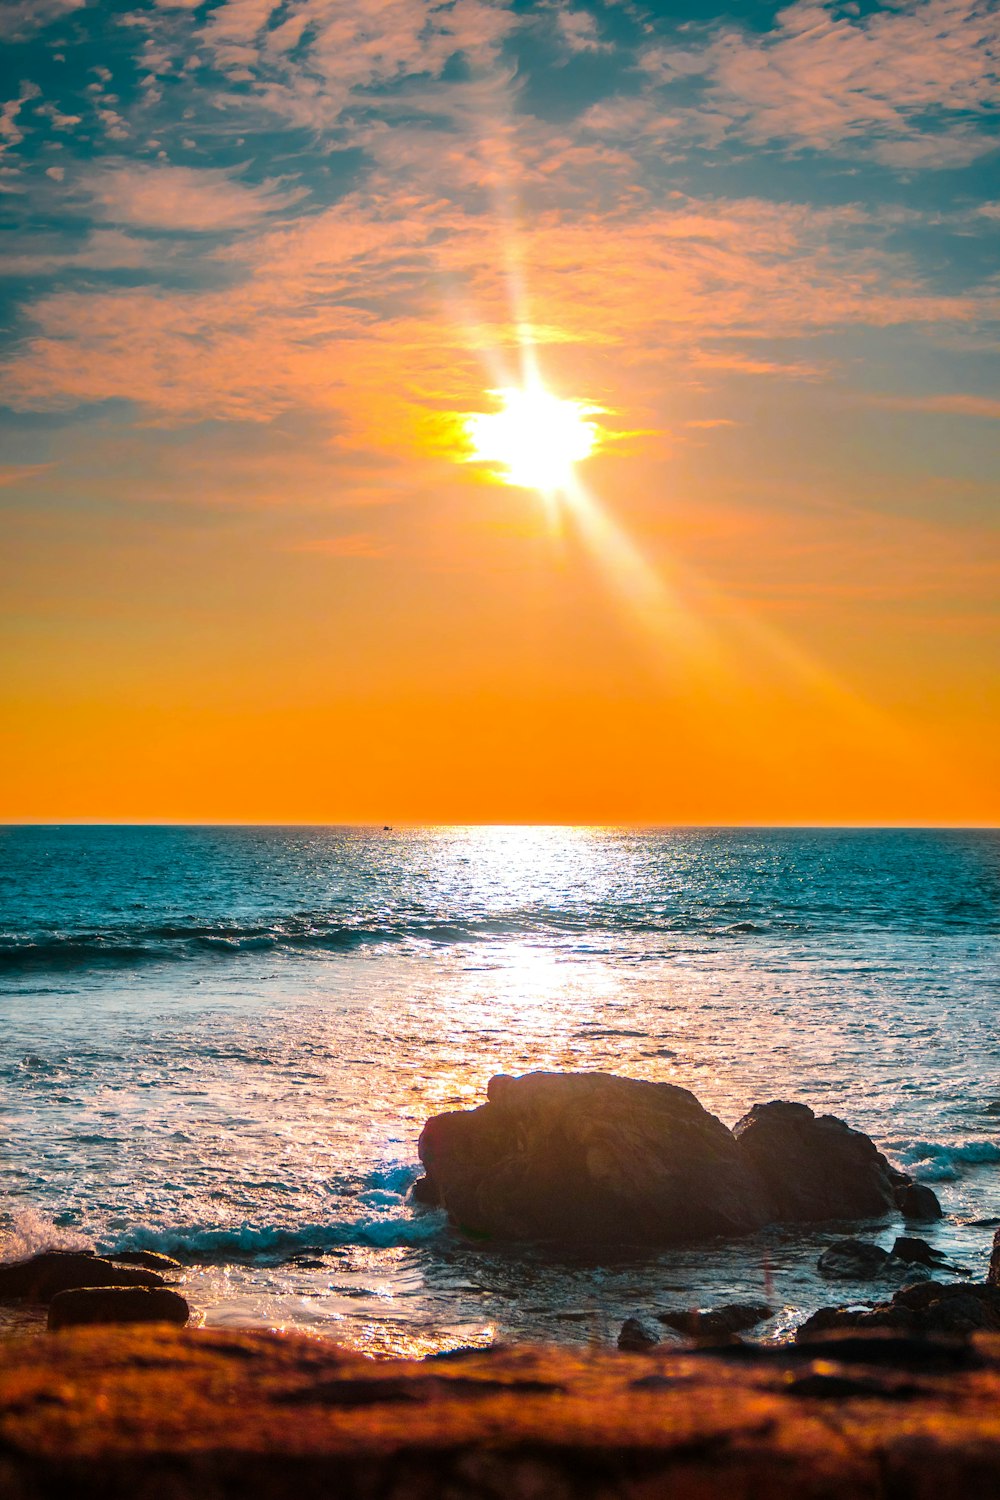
{"left": 892, "top": 1138, "right": 1000, "bottom": 1183}
{"left": 0, "top": 912, "right": 736, "bottom": 972}
{"left": 104, "top": 1209, "right": 446, "bottom": 1263}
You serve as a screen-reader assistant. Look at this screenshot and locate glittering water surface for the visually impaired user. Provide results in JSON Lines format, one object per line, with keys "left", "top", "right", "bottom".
{"left": 1, "top": 825, "right": 998, "bottom": 1353}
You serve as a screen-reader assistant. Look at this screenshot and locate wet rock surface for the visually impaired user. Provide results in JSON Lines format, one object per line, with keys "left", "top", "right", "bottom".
{"left": 3, "top": 1325, "right": 1000, "bottom": 1498}
{"left": 733, "top": 1100, "right": 900, "bottom": 1222}
{"left": 0, "top": 1252, "right": 165, "bottom": 1303}
{"left": 896, "top": 1183, "right": 944, "bottom": 1220}
{"left": 48, "top": 1285, "right": 190, "bottom": 1330}
{"left": 656, "top": 1301, "right": 773, "bottom": 1338}
{"left": 617, "top": 1315, "right": 660, "bottom": 1351}
{"left": 797, "top": 1281, "right": 1000, "bottom": 1340}
{"left": 817, "top": 1236, "right": 969, "bottom": 1282}
{"left": 415, "top": 1072, "right": 916, "bottom": 1246}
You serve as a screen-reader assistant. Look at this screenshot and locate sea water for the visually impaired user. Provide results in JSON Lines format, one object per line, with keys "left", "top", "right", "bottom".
{"left": 1, "top": 825, "right": 997, "bottom": 1352}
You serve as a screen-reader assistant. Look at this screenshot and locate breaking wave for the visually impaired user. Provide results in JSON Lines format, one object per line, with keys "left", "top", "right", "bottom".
{"left": 105, "top": 1209, "right": 446, "bottom": 1264}
{"left": 893, "top": 1139, "right": 1000, "bottom": 1183}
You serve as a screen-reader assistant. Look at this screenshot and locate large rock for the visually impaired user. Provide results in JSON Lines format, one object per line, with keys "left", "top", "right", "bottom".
{"left": 989, "top": 1227, "right": 1000, "bottom": 1286}
{"left": 733, "top": 1101, "right": 899, "bottom": 1222}
{"left": 0, "top": 1252, "right": 165, "bottom": 1303}
{"left": 416, "top": 1073, "right": 912, "bottom": 1246}
{"left": 416, "top": 1072, "right": 771, "bottom": 1244}
{"left": 48, "top": 1286, "right": 189, "bottom": 1330}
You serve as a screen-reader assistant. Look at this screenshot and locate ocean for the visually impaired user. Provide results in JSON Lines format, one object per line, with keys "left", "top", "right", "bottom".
{"left": 1, "top": 824, "right": 998, "bottom": 1352}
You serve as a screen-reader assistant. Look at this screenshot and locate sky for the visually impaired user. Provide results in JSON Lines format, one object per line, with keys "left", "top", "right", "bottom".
{"left": 1, "top": 0, "right": 998, "bottom": 824}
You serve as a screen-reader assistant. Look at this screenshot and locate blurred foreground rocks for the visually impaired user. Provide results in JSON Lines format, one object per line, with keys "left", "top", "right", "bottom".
{"left": 415, "top": 1071, "right": 935, "bottom": 1245}
{"left": 0, "top": 1249, "right": 190, "bottom": 1329}
{"left": 3, "top": 1324, "right": 1000, "bottom": 1498}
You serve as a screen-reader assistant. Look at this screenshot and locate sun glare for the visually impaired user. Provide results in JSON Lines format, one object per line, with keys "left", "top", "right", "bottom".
{"left": 466, "top": 385, "right": 598, "bottom": 493}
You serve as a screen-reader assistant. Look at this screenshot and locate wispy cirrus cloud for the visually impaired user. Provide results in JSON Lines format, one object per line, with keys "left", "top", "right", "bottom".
{"left": 3, "top": 183, "right": 995, "bottom": 451}
{"left": 76, "top": 161, "right": 309, "bottom": 232}
{"left": 643, "top": 0, "right": 1000, "bottom": 167}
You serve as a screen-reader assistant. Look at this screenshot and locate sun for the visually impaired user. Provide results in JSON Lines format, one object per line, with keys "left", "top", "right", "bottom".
{"left": 465, "top": 384, "right": 598, "bottom": 493}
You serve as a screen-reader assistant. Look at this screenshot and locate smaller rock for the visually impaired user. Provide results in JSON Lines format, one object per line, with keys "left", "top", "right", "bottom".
{"left": 656, "top": 1303, "right": 773, "bottom": 1338}
{"left": 895, "top": 1183, "right": 943, "bottom": 1221}
{"left": 0, "top": 1253, "right": 164, "bottom": 1304}
{"left": 797, "top": 1281, "right": 1000, "bottom": 1341}
{"left": 410, "top": 1177, "right": 440, "bottom": 1206}
{"left": 818, "top": 1240, "right": 890, "bottom": 1279}
{"left": 109, "top": 1250, "right": 182, "bottom": 1272}
{"left": 48, "top": 1286, "right": 190, "bottom": 1331}
{"left": 989, "top": 1227, "right": 1000, "bottom": 1287}
{"left": 617, "top": 1317, "right": 660, "bottom": 1352}
{"left": 891, "top": 1237, "right": 968, "bottom": 1274}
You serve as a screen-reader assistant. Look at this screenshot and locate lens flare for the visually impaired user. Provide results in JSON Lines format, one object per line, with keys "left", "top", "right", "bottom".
{"left": 466, "top": 384, "right": 597, "bottom": 493}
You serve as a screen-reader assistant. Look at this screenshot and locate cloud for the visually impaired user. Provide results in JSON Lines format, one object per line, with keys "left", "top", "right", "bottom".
{"left": 2, "top": 182, "right": 995, "bottom": 444}
{"left": 0, "top": 228, "right": 157, "bottom": 276}
{"left": 0, "top": 462, "right": 51, "bottom": 486}
{"left": 0, "top": 0, "right": 84, "bottom": 41}
{"left": 644, "top": 0, "right": 1000, "bottom": 168}
{"left": 77, "top": 162, "right": 308, "bottom": 231}
{"left": 192, "top": 0, "right": 518, "bottom": 131}
{"left": 869, "top": 391, "right": 1000, "bottom": 418}
{"left": 0, "top": 81, "right": 40, "bottom": 163}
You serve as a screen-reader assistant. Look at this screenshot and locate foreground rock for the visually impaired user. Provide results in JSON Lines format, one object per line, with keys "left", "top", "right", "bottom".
{"left": 3, "top": 1325, "right": 1000, "bottom": 1498}
{"left": 415, "top": 1072, "right": 919, "bottom": 1245}
{"left": 48, "top": 1286, "right": 189, "bottom": 1330}
{"left": 798, "top": 1281, "right": 1000, "bottom": 1340}
{"left": 417, "top": 1072, "right": 771, "bottom": 1243}
{"left": 0, "top": 1252, "right": 165, "bottom": 1303}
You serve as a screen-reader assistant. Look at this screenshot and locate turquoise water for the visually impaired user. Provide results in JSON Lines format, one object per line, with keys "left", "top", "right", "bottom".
{"left": 1, "top": 826, "right": 998, "bottom": 1352}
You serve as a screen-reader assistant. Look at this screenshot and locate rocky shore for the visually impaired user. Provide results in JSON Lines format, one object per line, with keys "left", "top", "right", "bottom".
{"left": 2, "top": 1070, "right": 999, "bottom": 1494}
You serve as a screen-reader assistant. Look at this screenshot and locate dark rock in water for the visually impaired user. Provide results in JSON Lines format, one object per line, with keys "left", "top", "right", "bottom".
{"left": 818, "top": 1239, "right": 891, "bottom": 1279}
{"left": 892, "top": 1236, "right": 968, "bottom": 1274}
{"left": 416, "top": 1071, "right": 771, "bottom": 1244}
{"left": 896, "top": 1182, "right": 943, "bottom": 1220}
{"left": 48, "top": 1286, "right": 189, "bottom": 1330}
{"left": 656, "top": 1302, "right": 773, "bottom": 1338}
{"left": 0, "top": 1252, "right": 164, "bottom": 1303}
{"left": 733, "top": 1100, "right": 899, "bottom": 1222}
{"left": 989, "top": 1227, "right": 1000, "bottom": 1286}
{"left": 797, "top": 1281, "right": 1000, "bottom": 1341}
{"left": 618, "top": 1317, "right": 660, "bottom": 1351}
{"left": 411, "top": 1174, "right": 441, "bottom": 1207}
{"left": 416, "top": 1073, "right": 922, "bottom": 1247}
{"left": 110, "top": 1249, "right": 182, "bottom": 1272}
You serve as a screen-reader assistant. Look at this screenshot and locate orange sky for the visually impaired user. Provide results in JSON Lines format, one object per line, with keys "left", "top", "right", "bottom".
{"left": 1, "top": 0, "right": 998, "bottom": 824}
